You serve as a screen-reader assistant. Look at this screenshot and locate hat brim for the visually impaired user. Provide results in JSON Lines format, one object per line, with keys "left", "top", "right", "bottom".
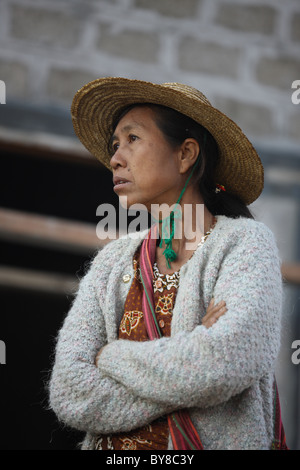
{"left": 71, "top": 77, "right": 264, "bottom": 205}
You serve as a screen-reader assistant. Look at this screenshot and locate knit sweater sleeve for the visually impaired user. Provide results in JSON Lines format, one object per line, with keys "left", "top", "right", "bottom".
{"left": 48, "top": 248, "right": 176, "bottom": 435}
{"left": 97, "top": 221, "right": 282, "bottom": 409}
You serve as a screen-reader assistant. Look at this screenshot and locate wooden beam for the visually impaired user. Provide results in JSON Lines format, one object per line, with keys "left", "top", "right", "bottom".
{"left": 0, "top": 207, "right": 299, "bottom": 286}
{"left": 0, "top": 207, "right": 112, "bottom": 254}
{"left": 0, "top": 265, "right": 78, "bottom": 295}
{"left": 0, "top": 126, "right": 102, "bottom": 167}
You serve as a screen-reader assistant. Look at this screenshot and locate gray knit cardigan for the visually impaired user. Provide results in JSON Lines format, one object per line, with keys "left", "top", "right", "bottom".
{"left": 49, "top": 215, "right": 283, "bottom": 450}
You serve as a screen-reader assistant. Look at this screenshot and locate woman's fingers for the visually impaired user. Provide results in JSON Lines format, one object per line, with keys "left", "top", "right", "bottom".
{"left": 95, "top": 347, "right": 105, "bottom": 367}
{"left": 202, "top": 299, "right": 227, "bottom": 328}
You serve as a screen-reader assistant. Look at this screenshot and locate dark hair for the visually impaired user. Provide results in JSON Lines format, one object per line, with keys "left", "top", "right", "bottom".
{"left": 112, "top": 103, "right": 254, "bottom": 219}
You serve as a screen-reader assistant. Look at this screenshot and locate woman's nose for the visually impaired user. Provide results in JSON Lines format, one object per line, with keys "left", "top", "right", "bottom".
{"left": 110, "top": 147, "right": 127, "bottom": 170}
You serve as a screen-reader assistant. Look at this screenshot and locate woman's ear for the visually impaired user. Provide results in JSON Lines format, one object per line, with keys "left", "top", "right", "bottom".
{"left": 178, "top": 138, "right": 200, "bottom": 174}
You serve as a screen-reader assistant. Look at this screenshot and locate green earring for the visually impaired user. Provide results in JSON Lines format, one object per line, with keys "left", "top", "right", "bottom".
{"left": 159, "top": 155, "right": 199, "bottom": 268}
{"left": 158, "top": 133, "right": 207, "bottom": 268}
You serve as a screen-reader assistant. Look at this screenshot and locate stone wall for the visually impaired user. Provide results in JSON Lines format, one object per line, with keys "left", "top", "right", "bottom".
{"left": 0, "top": 0, "right": 299, "bottom": 149}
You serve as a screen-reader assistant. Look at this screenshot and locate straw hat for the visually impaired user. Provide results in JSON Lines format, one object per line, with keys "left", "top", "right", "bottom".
{"left": 71, "top": 77, "right": 264, "bottom": 205}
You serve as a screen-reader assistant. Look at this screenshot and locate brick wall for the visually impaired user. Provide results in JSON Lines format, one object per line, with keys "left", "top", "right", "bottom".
{"left": 0, "top": 0, "right": 299, "bottom": 148}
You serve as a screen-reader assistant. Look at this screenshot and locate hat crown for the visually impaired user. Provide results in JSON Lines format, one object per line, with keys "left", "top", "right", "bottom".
{"left": 161, "top": 82, "right": 212, "bottom": 106}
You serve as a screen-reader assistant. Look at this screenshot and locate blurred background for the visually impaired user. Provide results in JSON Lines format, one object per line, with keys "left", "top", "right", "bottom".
{"left": 0, "top": 0, "right": 299, "bottom": 450}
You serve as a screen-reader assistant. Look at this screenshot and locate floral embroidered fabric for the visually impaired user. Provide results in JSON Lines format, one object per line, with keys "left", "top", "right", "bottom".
{"left": 94, "top": 249, "right": 180, "bottom": 450}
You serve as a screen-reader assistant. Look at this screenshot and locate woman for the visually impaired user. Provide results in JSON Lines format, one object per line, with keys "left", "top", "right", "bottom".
{"left": 49, "top": 78, "right": 287, "bottom": 450}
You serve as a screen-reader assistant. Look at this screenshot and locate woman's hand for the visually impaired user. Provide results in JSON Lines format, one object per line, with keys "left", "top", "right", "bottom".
{"left": 95, "top": 347, "right": 104, "bottom": 367}
{"left": 202, "top": 298, "right": 227, "bottom": 328}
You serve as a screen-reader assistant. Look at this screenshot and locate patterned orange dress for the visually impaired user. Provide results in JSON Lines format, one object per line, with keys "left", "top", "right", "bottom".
{"left": 94, "top": 248, "right": 180, "bottom": 451}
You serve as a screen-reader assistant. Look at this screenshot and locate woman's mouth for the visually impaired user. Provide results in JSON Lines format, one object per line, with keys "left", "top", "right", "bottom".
{"left": 113, "top": 176, "right": 131, "bottom": 191}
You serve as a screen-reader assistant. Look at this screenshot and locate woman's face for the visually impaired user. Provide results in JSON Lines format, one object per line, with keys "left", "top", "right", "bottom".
{"left": 110, "top": 106, "right": 185, "bottom": 210}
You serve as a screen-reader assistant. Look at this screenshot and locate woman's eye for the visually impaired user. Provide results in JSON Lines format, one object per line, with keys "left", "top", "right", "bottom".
{"left": 129, "top": 134, "right": 138, "bottom": 143}
{"left": 111, "top": 135, "right": 138, "bottom": 154}
{"left": 112, "top": 142, "right": 119, "bottom": 153}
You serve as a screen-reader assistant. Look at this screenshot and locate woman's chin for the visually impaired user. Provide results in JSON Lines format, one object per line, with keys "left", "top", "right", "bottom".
{"left": 118, "top": 194, "right": 149, "bottom": 211}
{"left": 118, "top": 195, "right": 143, "bottom": 210}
